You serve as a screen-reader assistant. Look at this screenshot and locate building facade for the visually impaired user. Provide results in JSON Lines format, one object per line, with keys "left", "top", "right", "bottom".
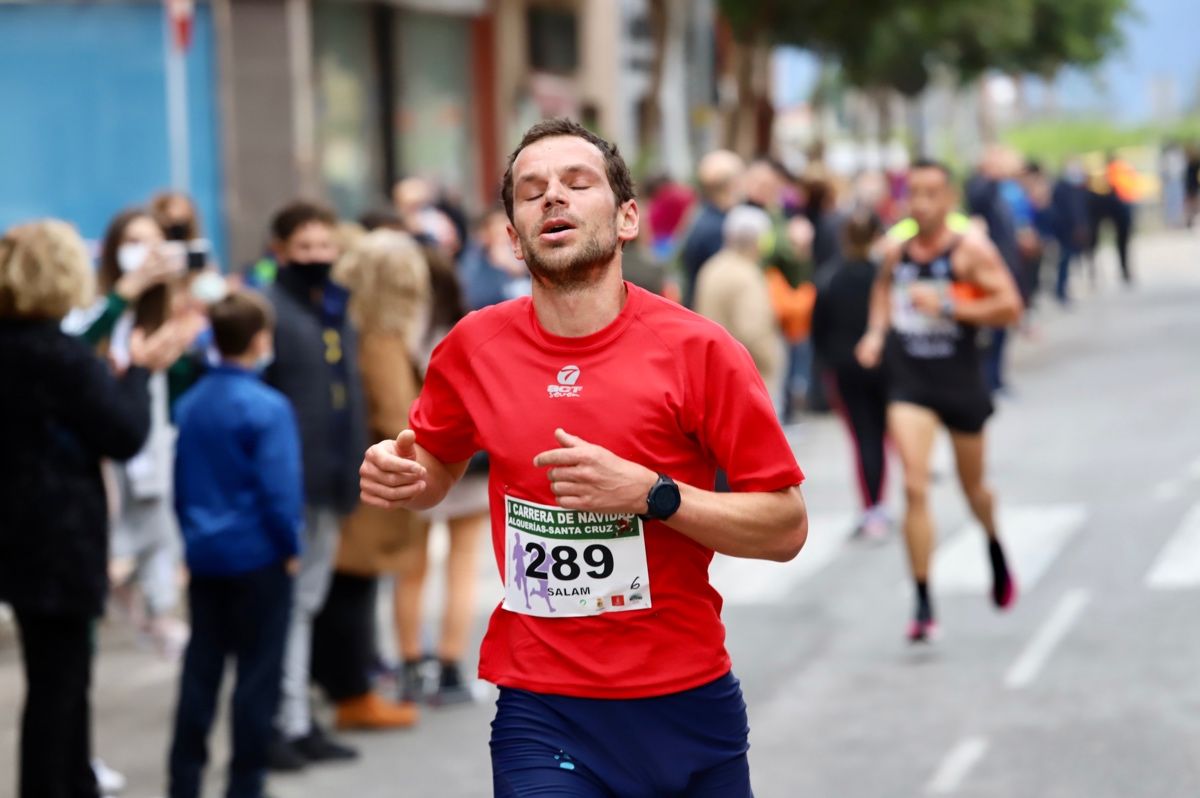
{"left": 1, "top": 0, "right": 719, "bottom": 268}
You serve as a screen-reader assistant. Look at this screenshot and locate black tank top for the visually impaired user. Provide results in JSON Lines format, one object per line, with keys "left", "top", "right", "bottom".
{"left": 887, "top": 238, "right": 982, "bottom": 386}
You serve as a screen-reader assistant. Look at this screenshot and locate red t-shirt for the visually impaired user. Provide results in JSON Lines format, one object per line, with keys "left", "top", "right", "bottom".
{"left": 409, "top": 283, "right": 804, "bottom": 699}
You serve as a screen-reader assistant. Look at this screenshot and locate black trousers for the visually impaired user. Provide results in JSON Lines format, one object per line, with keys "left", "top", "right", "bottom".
{"left": 168, "top": 563, "right": 292, "bottom": 798}
{"left": 311, "top": 571, "right": 377, "bottom": 702}
{"left": 831, "top": 367, "right": 888, "bottom": 509}
{"left": 1111, "top": 198, "right": 1133, "bottom": 282}
{"left": 13, "top": 609, "right": 99, "bottom": 798}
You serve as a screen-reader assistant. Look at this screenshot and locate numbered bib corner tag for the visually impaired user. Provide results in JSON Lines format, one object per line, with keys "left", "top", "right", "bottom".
{"left": 503, "top": 495, "right": 652, "bottom": 618}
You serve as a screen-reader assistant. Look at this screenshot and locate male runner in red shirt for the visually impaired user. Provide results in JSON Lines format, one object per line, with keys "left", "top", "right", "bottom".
{"left": 360, "top": 118, "right": 807, "bottom": 796}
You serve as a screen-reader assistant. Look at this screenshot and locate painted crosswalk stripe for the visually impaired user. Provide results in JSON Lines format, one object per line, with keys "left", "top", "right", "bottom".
{"left": 933, "top": 504, "right": 1087, "bottom": 596}
{"left": 711, "top": 512, "right": 856, "bottom": 605}
{"left": 1153, "top": 454, "right": 1200, "bottom": 501}
{"left": 1146, "top": 500, "right": 1200, "bottom": 589}
{"left": 1005, "top": 588, "right": 1090, "bottom": 689}
{"left": 927, "top": 736, "right": 988, "bottom": 794}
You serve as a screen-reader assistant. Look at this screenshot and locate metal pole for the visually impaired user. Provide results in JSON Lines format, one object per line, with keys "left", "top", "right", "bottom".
{"left": 164, "top": 8, "right": 191, "bottom": 191}
{"left": 286, "top": 0, "right": 317, "bottom": 197}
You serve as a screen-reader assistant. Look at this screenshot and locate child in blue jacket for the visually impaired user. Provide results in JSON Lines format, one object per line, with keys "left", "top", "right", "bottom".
{"left": 168, "top": 289, "right": 302, "bottom": 798}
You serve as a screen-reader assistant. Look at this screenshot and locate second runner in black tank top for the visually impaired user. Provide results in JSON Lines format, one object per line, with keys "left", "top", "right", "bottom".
{"left": 885, "top": 237, "right": 992, "bottom": 432}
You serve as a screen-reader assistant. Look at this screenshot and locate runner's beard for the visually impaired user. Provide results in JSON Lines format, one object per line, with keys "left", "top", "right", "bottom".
{"left": 521, "top": 222, "right": 619, "bottom": 293}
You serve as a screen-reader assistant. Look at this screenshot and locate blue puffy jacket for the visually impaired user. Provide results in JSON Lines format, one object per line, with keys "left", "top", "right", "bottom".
{"left": 174, "top": 365, "right": 303, "bottom": 576}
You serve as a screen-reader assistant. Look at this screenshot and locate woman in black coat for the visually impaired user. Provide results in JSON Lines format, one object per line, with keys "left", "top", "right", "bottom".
{"left": 0, "top": 220, "right": 185, "bottom": 798}
{"left": 811, "top": 209, "right": 891, "bottom": 540}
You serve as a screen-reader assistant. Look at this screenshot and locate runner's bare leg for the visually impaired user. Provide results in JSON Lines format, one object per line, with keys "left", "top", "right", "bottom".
{"left": 888, "top": 402, "right": 941, "bottom": 582}
{"left": 949, "top": 430, "right": 998, "bottom": 538}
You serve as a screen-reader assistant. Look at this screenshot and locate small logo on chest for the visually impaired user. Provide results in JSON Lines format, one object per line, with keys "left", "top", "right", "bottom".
{"left": 548, "top": 364, "right": 583, "bottom": 398}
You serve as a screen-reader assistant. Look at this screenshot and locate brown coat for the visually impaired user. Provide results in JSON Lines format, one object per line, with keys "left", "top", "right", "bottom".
{"left": 693, "top": 249, "right": 786, "bottom": 393}
{"left": 335, "top": 331, "right": 427, "bottom": 576}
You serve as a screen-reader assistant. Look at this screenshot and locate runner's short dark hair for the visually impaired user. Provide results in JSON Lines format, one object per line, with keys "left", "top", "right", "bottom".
{"left": 209, "top": 289, "right": 274, "bottom": 357}
{"left": 910, "top": 158, "right": 954, "bottom": 183}
{"left": 500, "top": 118, "right": 635, "bottom": 222}
{"left": 270, "top": 200, "right": 337, "bottom": 243}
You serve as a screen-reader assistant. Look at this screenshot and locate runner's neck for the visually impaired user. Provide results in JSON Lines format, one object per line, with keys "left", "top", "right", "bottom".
{"left": 910, "top": 221, "right": 954, "bottom": 258}
{"left": 531, "top": 262, "right": 628, "bottom": 338}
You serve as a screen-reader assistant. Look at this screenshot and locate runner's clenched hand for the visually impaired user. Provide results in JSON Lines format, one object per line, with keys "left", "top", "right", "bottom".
{"left": 533, "top": 428, "right": 657, "bottom": 515}
{"left": 908, "top": 284, "right": 943, "bottom": 317}
{"left": 855, "top": 329, "right": 885, "bottom": 369}
{"left": 359, "top": 429, "right": 429, "bottom": 509}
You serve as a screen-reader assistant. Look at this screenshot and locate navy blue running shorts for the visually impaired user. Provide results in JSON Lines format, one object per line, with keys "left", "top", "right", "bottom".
{"left": 490, "top": 671, "right": 753, "bottom": 797}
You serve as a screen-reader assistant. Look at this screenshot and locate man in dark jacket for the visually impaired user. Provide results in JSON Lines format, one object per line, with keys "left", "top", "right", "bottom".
{"left": 0, "top": 219, "right": 184, "bottom": 798}
{"left": 966, "top": 147, "right": 1023, "bottom": 394}
{"left": 262, "top": 201, "right": 368, "bottom": 768}
{"left": 1050, "top": 159, "right": 1091, "bottom": 304}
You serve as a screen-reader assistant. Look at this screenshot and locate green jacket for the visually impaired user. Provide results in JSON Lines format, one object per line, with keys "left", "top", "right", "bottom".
{"left": 81, "top": 292, "right": 203, "bottom": 415}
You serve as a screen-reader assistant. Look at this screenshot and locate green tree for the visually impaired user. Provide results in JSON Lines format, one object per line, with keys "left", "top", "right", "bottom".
{"left": 1006, "top": 0, "right": 1130, "bottom": 79}
{"left": 715, "top": 0, "right": 1130, "bottom": 146}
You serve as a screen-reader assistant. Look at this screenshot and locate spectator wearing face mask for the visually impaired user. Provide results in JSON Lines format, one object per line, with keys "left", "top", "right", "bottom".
{"left": 167, "top": 289, "right": 302, "bottom": 798}
{"left": 261, "top": 200, "right": 368, "bottom": 769}
{"left": 80, "top": 209, "right": 210, "bottom": 657}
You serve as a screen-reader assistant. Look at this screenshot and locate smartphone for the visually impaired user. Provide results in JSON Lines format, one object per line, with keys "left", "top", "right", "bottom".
{"left": 186, "top": 239, "right": 211, "bottom": 271}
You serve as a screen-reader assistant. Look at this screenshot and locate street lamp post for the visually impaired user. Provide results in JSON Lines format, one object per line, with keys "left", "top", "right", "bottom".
{"left": 164, "top": 0, "right": 193, "bottom": 192}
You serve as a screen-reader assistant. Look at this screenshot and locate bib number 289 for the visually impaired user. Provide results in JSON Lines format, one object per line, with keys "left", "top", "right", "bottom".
{"left": 504, "top": 494, "right": 651, "bottom": 617}
{"left": 524, "top": 542, "right": 613, "bottom": 581}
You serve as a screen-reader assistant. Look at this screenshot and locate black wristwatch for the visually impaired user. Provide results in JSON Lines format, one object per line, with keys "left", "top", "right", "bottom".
{"left": 640, "top": 474, "right": 681, "bottom": 521}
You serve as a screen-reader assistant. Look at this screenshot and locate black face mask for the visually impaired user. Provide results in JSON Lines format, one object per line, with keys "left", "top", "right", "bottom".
{"left": 286, "top": 260, "right": 334, "bottom": 290}
{"left": 165, "top": 222, "right": 190, "bottom": 242}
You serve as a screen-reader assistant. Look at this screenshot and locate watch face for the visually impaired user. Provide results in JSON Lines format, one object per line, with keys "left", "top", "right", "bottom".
{"left": 650, "top": 479, "right": 681, "bottom": 518}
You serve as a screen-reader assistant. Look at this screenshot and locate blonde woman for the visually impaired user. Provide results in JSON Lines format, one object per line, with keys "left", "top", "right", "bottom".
{"left": 401, "top": 238, "right": 491, "bottom": 706}
{"left": 0, "top": 220, "right": 185, "bottom": 798}
{"left": 311, "top": 229, "right": 431, "bottom": 730}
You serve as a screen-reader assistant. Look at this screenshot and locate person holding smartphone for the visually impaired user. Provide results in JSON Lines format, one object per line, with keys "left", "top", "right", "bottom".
{"left": 83, "top": 209, "right": 207, "bottom": 657}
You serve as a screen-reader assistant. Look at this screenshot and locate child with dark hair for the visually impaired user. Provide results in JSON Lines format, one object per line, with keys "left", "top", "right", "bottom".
{"left": 168, "top": 289, "right": 302, "bottom": 798}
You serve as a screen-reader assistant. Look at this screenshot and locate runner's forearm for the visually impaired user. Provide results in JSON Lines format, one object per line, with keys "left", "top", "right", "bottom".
{"left": 404, "top": 444, "right": 469, "bottom": 511}
{"left": 866, "top": 273, "right": 891, "bottom": 335}
{"left": 952, "top": 294, "right": 1022, "bottom": 327}
{"left": 665, "top": 484, "right": 807, "bottom": 562}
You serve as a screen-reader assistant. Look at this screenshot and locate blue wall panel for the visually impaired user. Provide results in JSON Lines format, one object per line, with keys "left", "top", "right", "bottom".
{"left": 0, "top": 3, "right": 226, "bottom": 263}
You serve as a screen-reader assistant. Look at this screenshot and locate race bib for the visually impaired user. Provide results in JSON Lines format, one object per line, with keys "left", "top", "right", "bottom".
{"left": 503, "top": 495, "right": 651, "bottom": 618}
{"left": 891, "top": 281, "right": 957, "bottom": 337}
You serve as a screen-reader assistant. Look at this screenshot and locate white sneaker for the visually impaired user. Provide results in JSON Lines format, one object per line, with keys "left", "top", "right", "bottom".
{"left": 92, "top": 757, "right": 127, "bottom": 795}
{"left": 143, "top": 616, "right": 190, "bottom": 661}
{"left": 855, "top": 506, "right": 891, "bottom": 543}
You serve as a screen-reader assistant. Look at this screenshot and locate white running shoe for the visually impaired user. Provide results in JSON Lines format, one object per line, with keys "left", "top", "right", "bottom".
{"left": 92, "top": 758, "right": 127, "bottom": 795}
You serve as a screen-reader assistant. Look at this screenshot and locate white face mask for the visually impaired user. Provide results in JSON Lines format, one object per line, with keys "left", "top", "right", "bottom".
{"left": 189, "top": 270, "right": 228, "bottom": 304}
{"left": 253, "top": 349, "right": 275, "bottom": 373}
{"left": 117, "top": 242, "right": 150, "bottom": 273}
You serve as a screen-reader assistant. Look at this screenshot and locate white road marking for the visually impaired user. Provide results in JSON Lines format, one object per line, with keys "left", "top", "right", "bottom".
{"left": 1153, "top": 480, "right": 1184, "bottom": 502}
{"left": 927, "top": 736, "right": 989, "bottom": 794}
{"left": 1005, "top": 588, "right": 1091, "bottom": 689}
{"left": 933, "top": 504, "right": 1087, "bottom": 595}
{"left": 1152, "top": 454, "right": 1200, "bottom": 502}
{"left": 710, "top": 512, "right": 856, "bottom": 605}
{"left": 1146, "top": 500, "right": 1200, "bottom": 589}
